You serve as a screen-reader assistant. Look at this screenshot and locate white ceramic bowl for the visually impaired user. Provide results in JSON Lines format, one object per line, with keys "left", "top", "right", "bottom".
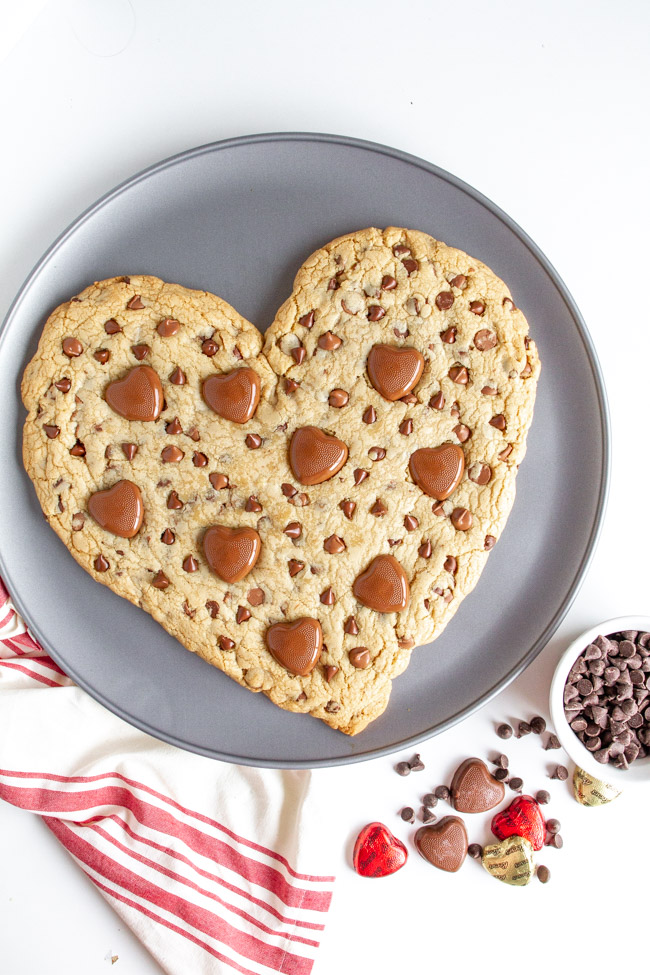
{"left": 549, "top": 616, "right": 650, "bottom": 791}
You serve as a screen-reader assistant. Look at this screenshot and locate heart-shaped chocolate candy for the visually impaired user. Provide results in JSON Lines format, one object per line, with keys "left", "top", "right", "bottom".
{"left": 353, "top": 554, "right": 410, "bottom": 613}
{"left": 265, "top": 617, "right": 323, "bottom": 676}
{"left": 414, "top": 816, "right": 468, "bottom": 872}
{"left": 353, "top": 822, "right": 408, "bottom": 878}
{"left": 450, "top": 757, "right": 506, "bottom": 813}
{"left": 88, "top": 480, "right": 144, "bottom": 538}
{"left": 105, "top": 365, "right": 163, "bottom": 421}
{"left": 203, "top": 525, "right": 262, "bottom": 584}
{"left": 289, "top": 426, "right": 348, "bottom": 485}
{"left": 409, "top": 444, "right": 465, "bottom": 501}
{"left": 491, "top": 795, "right": 546, "bottom": 851}
{"left": 482, "top": 835, "right": 535, "bottom": 886}
{"left": 202, "top": 366, "right": 261, "bottom": 423}
{"left": 366, "top": 344, "right": 424, "bottom": 401}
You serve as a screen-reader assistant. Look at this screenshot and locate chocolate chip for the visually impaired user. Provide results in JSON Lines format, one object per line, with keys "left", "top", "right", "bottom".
{"left": 495, "top": 723, "right": 512, "bottom": 741}
{"left": 370, "top": 499, "right": 387, "bottom": 517}
{"left": 236, "top": 606, "right": 251, "bottom": 624}
{"left": 450, "top": 274, "right": 467, "bottom": 289}
{"left": 161, "top": 445, "right": 184, "bottom": 463}
{"left": 367, "top": 305, "right": 385, "bottom": 322}
{"left": 518, "top": 721, "right": 531, "bottom": 737}
{"left": 451, "top": 507, "right": 472, "bottom": 531}
{"left": 550, "top": 765, "right": 568, "bottom": 780}
{"left": 429, "top": 391, "right": 445, "bottom": 411}
{"left": 192, "top": 451, "right": 208, "bottom": 468}
{"left": 535, "top": 790, "right": 550, "bottom": 805}
{"left": 284, "top": 378, "right": 299, "bottom": 393}
{"left": 349, "top": 647, "right": 370, "bottom": 669}
{"left": 62, "top": 337, "right": 83, "bottom": 357}
{"left": 469, "top": 300, "right": 486, "bottom": 317}
{"left": 93, "top": 348, "right": 110, "bottom": 364}
{"left": 440, "top": 327, "right": 456, "bottom": 344}
{"left": 403, "top": 515, "right": 419, "bottom": 532}
{"left": 169, "top": 366, "right": 186, "bottom": 385}
{"left": 209, "top": 473, "right": 229, "bottom": 490}
{"left": 329, "top": 388, "right": 349, "bottom": 408}
{"left": 362, "top": 405, "right": 377, "bottom": 424}
{"left": 245, "top": 495, "right": 263, "bottom": 513}
{"left": 545, "top": 734, "right": 561, "bottom": 750}
{"left": 499, "top": 444, "right": 513, "bottom": 461}
{"left": 393, "top": 244, "right": 410, "bottom": 256}
{"left": 324, "top": 534, "right": 346, "bottom": 554}
{"left": 43, "top": 424, "right": 60, "bottom": 439}
{"left": 219, "top": 636, "right": 235, "bottom": 651}
{"left": 167, "top": 491, "right": 183, "bottom": 510}
{"left": 468, "top": 843, "right": 483, "bottom": 860}
{"left": 245, "top": 433, "right": 262, "bottom": 449}
{"left": 94, "top": 554, "right": 109, "bottom": 572}
{"left": 537, "top": 865, "right": 551, "bottom": 883}
{"left": 324, "top": 665, "right": 339, "bottom": 681}
{"left": 339, "top": 499, "right": 356, "bottom": 519}
{"left": 54, "top": 377, "right": 72, "bottom": 393}
{"left": 494, "top": 768, "right": 509, "bottom": 781}
{"left": 435, "top": 291, "right": 454, "bottom": 311}
{"left": 400, "top": 806, "right": 415, "bottom": 824}
{"left": 104, "top": 319, "right": 121, "bottom": 334}
{"left": 288, "top": 559, "right": 305, "bottom": 577}
{"left": 395, "top": 761, "right": 411, "bottom": 776}
{"left": 402, "top": 259, "right": 418, "bottom": 275}
{"left": 448, "top": 364, "right": 469, "bottom": 384}
{"left": 344, "top": 616, "right": 359, "bottom": 635}
{"left": 418, "top": 540, "right": 432, "bottom": 559}
{"left": 299, "top": 310, "right": 315, "bottom": 329}
{"left": 320, "top": 587, "right": 335, "bottom": 605}
{"left": 493, "top": 753, "right": 509, "bottom": 768}
{"left": 509, "top": 777, "right": 523, "bottom": 792}
{"left": 548, "top": 833, "right": 563, "bottom": 849}
{"left": 454, "top": 424, "right": 472, "bottom": 443}
{"left": 318, "top": 331, "right": 342, "bottom": 351}
{"left": 182, "top": 555, "right": 198, "bottom": 573}
{"left": 381, "top": 275, "right": 397, "bottom": 291}
{"left": 484, "top": 535, "right": 496, "bottom": 551}
{"left": 151, "top": 571, "right": 170, "bottom": 590}
{"left": 368, "top": 446, "right": 386, "bottom": 461}
{"left": 161, "top": 529, "right": 175, "bottom": 545}
{"left": 291, "top": 346, "right": 306, "bottom": 364}
{"left": 327, "top": 277, "right": 339, "bottom": 291}
{"left": 410, "top": 754, "right": 425, "bottom": 772}
{"left": 131, "top": 344, "right": 150, "bottom": 360}
{"left": 422, "top": 793, "right": 438, "bottom": 808}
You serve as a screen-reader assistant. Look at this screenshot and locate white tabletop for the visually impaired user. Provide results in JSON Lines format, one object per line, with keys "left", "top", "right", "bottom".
{"left": 1, "top": 1, "right": 649, "bottom": 972}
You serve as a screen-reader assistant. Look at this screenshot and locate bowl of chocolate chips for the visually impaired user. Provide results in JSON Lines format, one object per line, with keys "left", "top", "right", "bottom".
{"left": 550, "top": 617, "right": 650, "bottom": 788}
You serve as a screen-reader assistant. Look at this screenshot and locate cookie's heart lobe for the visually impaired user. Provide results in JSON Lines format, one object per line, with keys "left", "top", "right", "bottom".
{"left": 409, "top": 444, "right": 465, "bottom": 501}
{"left": 289, "top": 426, "right": 348, "bottom": 485}
{"left": 203, "top": 525, "right": 262, "bottom": 583}
{"left": 265, "top": 618, "right": 323, "bottom": 676}
{"left": 450, "top": 757, "right": 505, "bottom": 813}
{"left": 414, "top": 816, "right": 468, "bottom": 872}
{"left": 202, "top": 367, "right": 260, "bottom": 423}
{"left": 88, "top": 480, "right": 144, "bottom": 538}
{"left": 353, "top": 822, "right": 408, "bottom": 878}
{"left": 366, "top": 344, "right": 424, "bottom": 401}
{"left": 353, "top": 554, "right": 410, "bottom": 612}
{"left": 105, "top": 365, "right": 163, "bottom": 421}
{"left": 491, "top": 795, "right": 546, "bottom": 851}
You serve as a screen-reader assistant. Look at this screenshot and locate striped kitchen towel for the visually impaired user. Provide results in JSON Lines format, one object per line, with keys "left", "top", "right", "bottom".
{"left": 0, "top": 577, "right": 335, "bottom": 975}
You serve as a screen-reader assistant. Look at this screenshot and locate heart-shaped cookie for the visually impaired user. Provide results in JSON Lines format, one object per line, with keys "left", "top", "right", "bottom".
{"left": 21, "top": 227, "right": 539, "bottom": 734}
{"left": 491, "top": 795, "right": 546, "bottom": 851}
{"left": 482, "top": 835, "right": 535, "bottom": 886}
{"left": 450, "top": 757, "right": 506, "bottom": 813}
{"left": 353, "top": 822, "right": 408, "bottom": 877}
{"left": 414, "top": 815, "right": 468, "bottom": 872}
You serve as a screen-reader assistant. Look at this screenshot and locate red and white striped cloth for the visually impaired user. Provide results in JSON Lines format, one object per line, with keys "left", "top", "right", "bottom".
{"left": 0, "top": 578, "right": 335, "bottom": 974}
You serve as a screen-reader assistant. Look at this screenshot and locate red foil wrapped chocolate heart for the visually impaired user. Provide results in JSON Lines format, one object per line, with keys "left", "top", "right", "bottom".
{"left": 353, "top": 822, "right": 408, "bottom": 878}
{"left": 491, "top": 795, "right": 546, "bottom": 852}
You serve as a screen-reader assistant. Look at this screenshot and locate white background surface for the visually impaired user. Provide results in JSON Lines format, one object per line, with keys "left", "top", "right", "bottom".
{"left": 1, "top": 1, "right": 649, "bottom": 972}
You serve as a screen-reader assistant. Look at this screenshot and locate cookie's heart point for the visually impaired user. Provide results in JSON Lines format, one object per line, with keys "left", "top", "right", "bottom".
{"left": 414, "top": 816, "right": 468, "bottom": 872}
{"left": 491, "top": 795, "right": 546, "bottom": 851}
{"left": 366, "top": 344, "right": 424, "bottom": 401}
{"left": 353, "top": 822, "right": 408, "bottom": 878}
{"left": 88, "top": 480, "right": 144, "bottom": 538}
{"left": 409, "top": 444, "right": 465, "bottom": 501}
{"left": 289, "top": 426, "right": 348, "bottom": 485}
{"left": 203, "top": 525, "right": 262, "bottom": 583}
{"left": 266, "top": 618, "right": 323, "bottom": 676}
{"left": 202, "top": 367, "right": 260, "bottom": 423}
{"left": 353, "top": 554, "right": 410, "bottom": 613}
{"left": 450, "top": 757, "right": 505, "bottom": 813}
{"left": 105, "top": 365, "right": 163, "bottom": 421}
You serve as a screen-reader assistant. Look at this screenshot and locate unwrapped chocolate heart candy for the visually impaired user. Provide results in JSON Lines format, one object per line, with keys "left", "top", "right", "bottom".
{"left": 450, "top": 757, "right": 505, "bottom": 813}
{"left": 482, "top": 835, "right": 535, "bottom": 886}
{"left": 491, "top": 794, "right": 546, "bottom": 851}
{"left": 353, "top": 822, "right": 408, "bottom": 878}
{"left": 414, "top": 815, "right": 467, "bottom": 872}
{"left": 572, "top": 766, "right": 622, "bottom": 806}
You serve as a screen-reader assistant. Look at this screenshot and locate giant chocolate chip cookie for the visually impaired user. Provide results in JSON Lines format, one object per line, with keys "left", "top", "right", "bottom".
{"left": 21, "top": 228, "right": 540, "bottom": 734}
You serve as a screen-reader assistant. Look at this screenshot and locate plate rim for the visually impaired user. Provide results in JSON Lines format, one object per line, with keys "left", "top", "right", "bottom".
{"left": 0, "top": 131, "right": 611, "bottom": 768}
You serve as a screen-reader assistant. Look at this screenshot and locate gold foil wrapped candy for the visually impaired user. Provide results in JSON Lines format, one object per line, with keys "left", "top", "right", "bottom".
{"left": 482, "top": 835, "right": 535, "bottom": 886}
{"left": 572, "top": 766, "right": 621, "bottom": 807}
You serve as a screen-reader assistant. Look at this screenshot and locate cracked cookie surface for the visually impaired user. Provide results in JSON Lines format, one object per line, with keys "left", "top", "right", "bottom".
{"left": 21, "top": 228, "right": 540, "bottom": 735}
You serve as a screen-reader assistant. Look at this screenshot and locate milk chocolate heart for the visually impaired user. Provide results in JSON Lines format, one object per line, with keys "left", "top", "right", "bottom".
{"left": 450, "top": 757, "right": 506, "bottom": 813}
{"left": 414, "top": 816, "right": 468, "bottom": 872}
{"left": 482, "top": 835, "right": 535, "bottom": 886}
{"left": 105, "top": 365, "right": 163, "bottom": 421}
{"left": 203, "top": 525, "right": 262, "bottom": 583}
{"left": 491, "top": 795, "right": 546, "bottom": 851}
{"left": 202, "top": 367, "right": 260, "bottom": 423}
{"left": 289, "top": 426, "right": 348, "bottom": 485}
{"left": 366, "top": 344, "right": 424, "bottom": 401}
{"left": 353, "top": 555, "right": 410, "bottom": 612}
{"left": 409, "top": 444, "right": 465, "bottom": 501}
{"left": 265, "top": 618, "right": 323, "bottom": 676}
{"left": 88, "top": 480, "right": 144, "bottom": 538}
{"left": 353, "top": 822, "right": 408, "bottom": 878}
{"left": 23, "top": 229, "right": 540, "bottom": 735}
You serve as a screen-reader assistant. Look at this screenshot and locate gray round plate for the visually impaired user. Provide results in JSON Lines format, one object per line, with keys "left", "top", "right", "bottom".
{"left": 0, "top": 133, "right": 609, "bottom": 768}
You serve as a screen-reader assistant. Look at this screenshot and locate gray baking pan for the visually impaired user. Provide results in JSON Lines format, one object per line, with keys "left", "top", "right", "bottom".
{"left": 0, "top": 133, "right": 609, "bottom": 767}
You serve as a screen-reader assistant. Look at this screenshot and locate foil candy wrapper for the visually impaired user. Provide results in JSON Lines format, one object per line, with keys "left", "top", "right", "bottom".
{"left": 572, "top": 766, "right": 621, "bottom": 806}
{"left": 482, "top": 835, "right": 535, "bottom": 886}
